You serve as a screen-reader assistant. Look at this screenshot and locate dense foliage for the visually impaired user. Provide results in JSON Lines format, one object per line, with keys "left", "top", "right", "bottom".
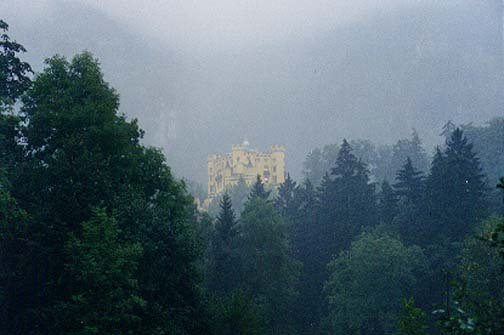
{"left": 1, "top": 19, "right": 504, "bottom": 335}
{"left": 324, "top": 233, "right": 429, "bottom": 334}
{"left": 0, "top": 25, "right": 205, "bottom": 334}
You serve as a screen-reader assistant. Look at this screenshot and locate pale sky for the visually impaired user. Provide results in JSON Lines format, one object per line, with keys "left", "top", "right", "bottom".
{"left": 0, "top": 0, "right": 500, "bottom": 182}
{"left": 3, "top": 0, "right": 414, "bottom": 52}
{"left": 80, "top": 0, "right": 415, "bottom": 51}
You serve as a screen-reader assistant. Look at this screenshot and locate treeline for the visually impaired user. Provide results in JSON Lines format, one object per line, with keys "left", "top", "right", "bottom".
{"left": 302, "top": 121, "right": 504, "bottom": 211}
{"left": 212, "top": 129, "right": 503, "bottom": 333}
{"left": 2, "top": 19, "right": 504, "bottom": 335}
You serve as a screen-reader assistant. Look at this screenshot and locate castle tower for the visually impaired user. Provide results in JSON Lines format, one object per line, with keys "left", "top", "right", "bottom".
{"left": 270, "top": 145, "right": 286, "bottom": 185}
{"left": 206, "top": 143, "right": 286, "bottom": 203}
{"left": 231, "top": 143, "right": 245, "bottom": 175}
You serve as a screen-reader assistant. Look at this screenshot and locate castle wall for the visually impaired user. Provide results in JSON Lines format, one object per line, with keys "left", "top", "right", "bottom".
{"left": 207, "top": 144, "right": 286, "bottom": 198}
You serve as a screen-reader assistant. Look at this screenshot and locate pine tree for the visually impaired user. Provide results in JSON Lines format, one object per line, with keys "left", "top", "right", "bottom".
{"left": 238, "top": 197, "right": 301, "bottom": 334}
{"left": 290, "top": 179, "right": 323, "bottom": 333}
{"left": 306, "top": 140, "right": 378, "bottom": 331}
{"left": 274, "top": 173, "right": 298, "bottom": 220}
{"left": 394, "top": 157, "right": 424, "bottom": 205}
{"left": 216, "top": 193, "right": 237, "bottom": 240}
{"left": 249, "top": 175, "right": 270, "bottom": 200}
{"left": 378, "top": 180, "right": 398, "bottom": 226}
{"left": 393, "top": 158, "right": 426, "bottom": 245}
{"left": 302, "top": 148, "right": 325, "bottom": 185}
{"left": 327, "top": 139, "right": 377, "bottom": 251}
{"left": 331, "top": 139, "right": 360, "bottom": 179}
{"left": 440, "top": 120, "right": 457, "bottom": 141}
{"left": 463, "top": 119, "right": 504, "bottom": 203}
{"left": 394, "top": 157, "right": 425, "bottom": 245}
{"left": 230, "top": 176, "right": 250, "bottom": 215}
{"left": 208, "top": 193, "right": 240, "bottom": 296}
{"left": 289, "top": 178, "right": 318, "bottom": 266}
{"left": 391, "top": 129, "right": 429, "bottom": 176}
{"left": 425, "top": 129, "right": 487, "bottom": 243}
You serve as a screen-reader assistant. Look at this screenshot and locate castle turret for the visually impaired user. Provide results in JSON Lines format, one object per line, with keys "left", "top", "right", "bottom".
{"left": 231, "top": 144, "right": 245, "bottom": 175}
{"left": 206, "top": 143, "right": 286, "bottom": 205}
{"left": 270, "top": 145, "right": 286, "bottom": 185}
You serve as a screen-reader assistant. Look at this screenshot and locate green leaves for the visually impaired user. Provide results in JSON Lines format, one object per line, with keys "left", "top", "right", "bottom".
{"left": 61, "top": 209, "right": 145, "bottom": 334}
{"left": 0, "top": 50, "right": 206, "bottom": 334}
{"left": 208, "top": 290, "right": 263, "bottom": 335}
{"left": 207, "top": 196, "right": 301, "bottom": 334}
{"left": 324, "top": 232, "right": 429, "bottom": 334}
{"left": 395, "top": 298, "right": 428, "bottom": 335}
{"left": 238, "top": 197, "right": 301, "bottom": 334}
{"left": 0, "top": 19, "right": 32, "bottom": 108}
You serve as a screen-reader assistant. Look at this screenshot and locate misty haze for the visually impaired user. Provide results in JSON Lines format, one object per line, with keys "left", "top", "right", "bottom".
{"left": 1, "top": 1, "right": 503, "bottom": 334}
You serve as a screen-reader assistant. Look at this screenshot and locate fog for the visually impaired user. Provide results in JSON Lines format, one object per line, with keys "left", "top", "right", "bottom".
{"left": 2, "top": 0, "right": 502, "bottom": 183}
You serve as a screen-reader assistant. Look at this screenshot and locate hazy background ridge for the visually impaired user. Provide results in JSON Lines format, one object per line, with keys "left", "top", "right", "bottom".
{"left": 2, "top": 0, "right": 502, "bottom": 183}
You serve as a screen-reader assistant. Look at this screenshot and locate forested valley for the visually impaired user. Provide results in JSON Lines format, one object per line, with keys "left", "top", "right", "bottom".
{"left": 1, "top": 18, "right": 504, "bottom": 335}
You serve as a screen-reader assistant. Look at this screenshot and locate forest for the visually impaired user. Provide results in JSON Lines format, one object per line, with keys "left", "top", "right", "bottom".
{"left": 1, "top": 18, "right": 504, "bottom": 335}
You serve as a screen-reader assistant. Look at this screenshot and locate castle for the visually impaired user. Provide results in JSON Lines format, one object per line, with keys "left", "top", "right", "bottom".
{"left": 207, "top": 142, "right": 286, "bottom": 199}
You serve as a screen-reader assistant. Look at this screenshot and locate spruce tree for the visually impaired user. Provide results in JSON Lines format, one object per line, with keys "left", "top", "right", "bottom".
{"left": 409, "top": 129, "right": 429, "bottom": 172}
{"left": 392, "top": 157, "right": 426, "bottom": 244}
{"left": 390, "top": 129, "right": 429, "bottom": 177}
{"left": 392, "top": 158, "right": 427, "bottom": 245}
{"left": 331, "top": 139, "right": 360, "bottom": 178}
{"left": 208, "top": 193, "right": 240, "bottom": 296}
{"left": 274, "top": 173, "right": 298, "bottom": 220}
{"left": 230, "top": 176, "right": 250, "bottom": 215}
{"left": 291, "top": 179, "right": 323, "bottom": 333}
{"left": 249, "top": 175, "right": 270, "bottom": 200}
{"left": 308, "top": 140, "right": 377, "bottom": 331}
{"left": 302, "top": 148, "right": 325, "bottom": 185}
{"left": 378, "top": 180, "right": 398, "bottom": 226}
{"left": 216, "top": 193, "right": 237, "bottom": 240}
{"left": 327, "top": 139, "right": 377, "bottom": 251}
{"left": 238, "top": 197, "right": 301, "bottom": 334}
{"left": 394, "top": 157, "right": 424, "bottom": 205}
{"left": 440, "top": 120, "right": 457, "bottom": 141}
{"left": 425, "top": 129, "right": 487, "bottom": 243}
